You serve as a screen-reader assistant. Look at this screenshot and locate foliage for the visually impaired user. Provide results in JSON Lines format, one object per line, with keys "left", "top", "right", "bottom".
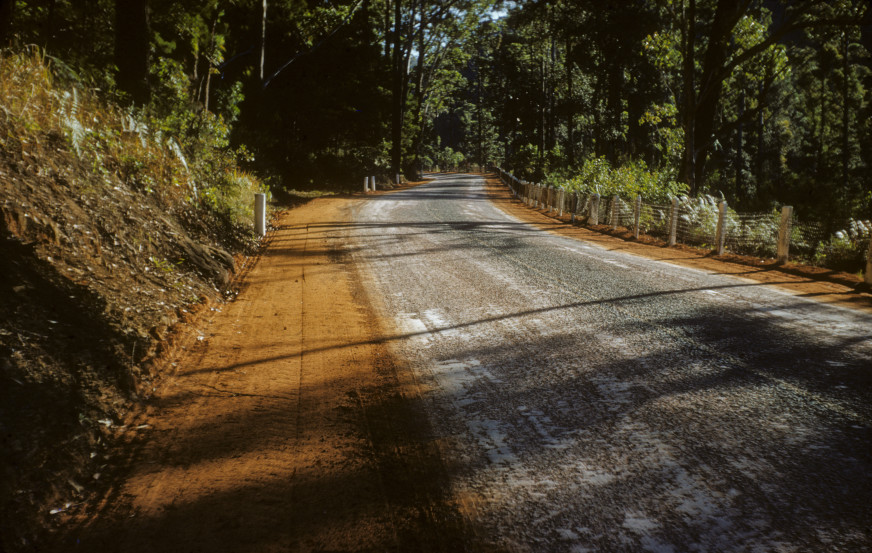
{"left": 0, "top": 46, "right": 266, "bottom": 231}
{"left": 556, "top": 157, "right": 688, "bottom": 205}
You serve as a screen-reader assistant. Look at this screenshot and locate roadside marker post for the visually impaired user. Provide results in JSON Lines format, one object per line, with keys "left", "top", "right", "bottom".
{"left": 255, "top": 193, "right": 267, "bottom": 237}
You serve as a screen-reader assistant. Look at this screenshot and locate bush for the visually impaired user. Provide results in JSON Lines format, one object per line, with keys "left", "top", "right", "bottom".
{"left": 0, "top": 46, "right": 266, "bottom": 237}
{"left": 552, "top": 157, "right": 687, "bottom": 204}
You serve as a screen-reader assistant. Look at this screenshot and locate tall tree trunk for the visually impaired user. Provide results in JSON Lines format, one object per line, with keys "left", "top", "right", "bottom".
{"left": 408, "top": 2, "right": 427, "bottom": 178}
{"left": 566, "top": 39, "right": 575, "bottom": 166}
{"left": 691, "top": 0, "right": 751, "bottom": 193}
{"left": 477, "top": 60, "right": 484, "bottom": 166}
{"left": 115, "top": 0, "right": 150, "bottom": 105}
{"left": 841, "top": 27, "right": 850, "bottom": 196}
{"left": 736, "top": 89, "right": 745, "bottom": 205}
{"left": 260, "top": 0, "right": 267, "bottom": 81}
{"left": 390, "top": 0, "right": 403, "bottom": 177}
{"left": 0, "top": 0, "right": 13, "bottom": 44}
{"left": 680, "top": 0, "right": 697, "bottom": 193}
{"left": 538, "top": 56, "right": 546, "bottom": 174}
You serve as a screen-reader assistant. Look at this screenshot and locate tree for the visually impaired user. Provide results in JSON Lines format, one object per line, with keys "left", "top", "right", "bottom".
{"left": 115, "top": 0, "right": 151, "bottom": 104}
{"left": 0, "top": 0, "right": 14, "bottom": 44}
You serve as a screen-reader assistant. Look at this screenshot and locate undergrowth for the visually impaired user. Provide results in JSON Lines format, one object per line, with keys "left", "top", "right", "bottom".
{"left": 0, "top": 46, "right": 268, "bottom": 229}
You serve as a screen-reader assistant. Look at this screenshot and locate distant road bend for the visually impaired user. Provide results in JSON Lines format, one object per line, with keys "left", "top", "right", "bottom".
{"left": 344, "top": 173, "right": 872, "bottom": 552}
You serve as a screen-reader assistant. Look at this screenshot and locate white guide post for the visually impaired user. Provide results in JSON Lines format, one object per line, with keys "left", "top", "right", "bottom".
{"left": 254, "top": 193, "right": 266, "bottom": 237}
{"left": 364, "top": 177, "right": 369, "bottom": 193}
{"left": 371, "top": 176, "right": 376, "bottom": 192}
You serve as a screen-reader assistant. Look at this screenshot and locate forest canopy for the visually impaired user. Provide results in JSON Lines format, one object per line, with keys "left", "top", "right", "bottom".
{"left": 2, "top": 0, "right": 870, "bottom": 225}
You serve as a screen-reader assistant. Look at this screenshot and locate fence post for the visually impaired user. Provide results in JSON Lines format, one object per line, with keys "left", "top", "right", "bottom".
{"left": 591, "top": 194, "right": 600, "bottom": 226}
{"left": 634, "top": 195, "right": 642, "bottom": 239}
{"left": 715, "top": 201, "right": 727, "bottom": 255}
{"left": 371, "top": 176, "right": 377, "bottom": 192}
{"left": 611, "top": 195, "right": 619, "bottom": 230}
{"left": 254, "top": 193, "right": 266, "bottom": 237}
{"left": 558, "top": 188, "right": 564, "bottom": 217}
{"left": 570, "top": 192, "right": 577, "bottom": 223}
{"left": 668, "top": 196, "right": 679, "bottom": 247}
{"left": 776, "top": 205, "right": 793, "bottom": 264}
{"left": 865, "top": 238, "right": 872, "bottom": 285}
{"left": 364, "top": 177, "right": 369, "bottom": 193}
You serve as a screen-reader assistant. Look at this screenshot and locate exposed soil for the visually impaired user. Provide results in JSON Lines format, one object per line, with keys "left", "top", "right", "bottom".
{"left": 0, "top": 114, "right": 257, "bottom": 551}
{"left": 482, "top": 174, "right": 872, "bottom": 315}
{"left": 45, "top": 192, "right": 482, "bottom": 552}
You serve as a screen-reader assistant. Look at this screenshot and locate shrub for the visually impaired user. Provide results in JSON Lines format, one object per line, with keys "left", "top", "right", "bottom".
{"left": 553, "top": 157, "right": 687, "bottom": 204}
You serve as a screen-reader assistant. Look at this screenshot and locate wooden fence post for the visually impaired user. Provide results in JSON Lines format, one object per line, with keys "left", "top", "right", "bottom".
{"left": 776, "top": 205, "right": 793, "bottom": 264}
{"left": 591, "top": 194, "right": 600, "bottom": 226}
{"left": 611, "top": 195, "right": 619, "bottom": 230}
{"left": 633, "top": 195, "right": 642, "bottom": 239}
{"left": 715, "top": 201, "right": 727, "bottom": 255}
{"left": 865, "top": 238, "right": 872, "bottom": 285}
{"left": 668, "top": 196, "right": 679, "bottom": 247}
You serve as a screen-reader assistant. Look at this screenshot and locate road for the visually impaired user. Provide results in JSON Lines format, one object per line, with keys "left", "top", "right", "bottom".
{"left": 345, "top": 173, "right": 872, "bottom": 552}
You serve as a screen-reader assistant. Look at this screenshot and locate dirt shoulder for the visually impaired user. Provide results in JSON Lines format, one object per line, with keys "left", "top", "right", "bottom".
{"left": 51, "top": 195, "right": 478, "bottom": 552}
{"left": 483, "top": 174, "right": 872, "bottom": 315}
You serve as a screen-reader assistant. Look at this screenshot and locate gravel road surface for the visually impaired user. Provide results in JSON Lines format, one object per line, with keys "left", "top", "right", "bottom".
{"left": 345, "top": 173, "right": 872, "bottom": 552}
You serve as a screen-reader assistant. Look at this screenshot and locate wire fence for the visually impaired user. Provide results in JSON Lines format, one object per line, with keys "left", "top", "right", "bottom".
{"left": 494, "top": 167, "right": 872, "bottom": 281}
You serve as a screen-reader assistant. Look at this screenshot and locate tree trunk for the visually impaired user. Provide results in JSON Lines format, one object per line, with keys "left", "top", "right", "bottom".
{"left": 566, "top": 39, "right": 575, "bottom": 166}
{"left": 735, "top": 89, "right": 744, "bottom": 205}
{"left": 390, "top": 0, "right": 403, "bottom": 178}
{"left": 0, "top": 0, "right": 13, "bottom": 44}
{"left": 680, "top": 0, "right": 696, "bottom": 192}
{"left": 115, "top": 0, "right": 150, "bottom": 105}
{"left": 841, "top": 27, "right": 850, "bottom": 195}
{"left": 260, "top": 0, "right": 267, "bottom": 81}
{"left": 691, "top": 0, "right": 751, "bottom": 193}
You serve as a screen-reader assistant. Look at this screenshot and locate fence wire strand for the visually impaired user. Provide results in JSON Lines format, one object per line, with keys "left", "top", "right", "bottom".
{"left": 495, "top": 167, "right": 870, "bottom": 274}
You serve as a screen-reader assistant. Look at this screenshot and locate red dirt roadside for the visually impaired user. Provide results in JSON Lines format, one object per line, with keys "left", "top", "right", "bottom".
{"left": 51, "top": 195, "right": 480, "bottom": 553}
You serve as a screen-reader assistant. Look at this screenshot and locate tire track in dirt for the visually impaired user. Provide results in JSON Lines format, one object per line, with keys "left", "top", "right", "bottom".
{"left": 52, "top": 196, "right": 481, "bottom": 552}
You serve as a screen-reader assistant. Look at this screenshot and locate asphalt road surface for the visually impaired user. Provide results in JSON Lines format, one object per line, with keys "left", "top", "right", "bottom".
{"left": 345, "top": 173, "right": 872, "bottom": 552}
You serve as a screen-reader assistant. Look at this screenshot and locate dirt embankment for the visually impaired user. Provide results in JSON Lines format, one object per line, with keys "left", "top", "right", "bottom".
{"left": 0, "top": 115, "right": 255, "bottom": 551}
{"left": 48, "top": 193, "right": 481, "bottom": 552}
